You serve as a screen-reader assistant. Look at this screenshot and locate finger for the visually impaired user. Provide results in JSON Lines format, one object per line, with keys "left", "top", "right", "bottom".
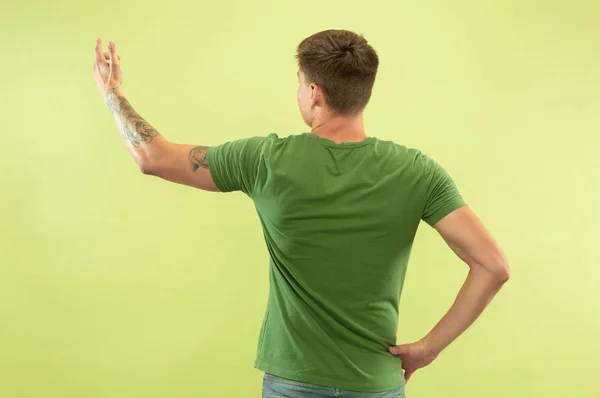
{"left": 95, "top": 38, "right": 105, "bottom": 63}
{"left": 103, "top": 53, "right": 120, "bottom": 61}
{"left": 389, "top": 344, "right": 408, "bottom": 355}
{"left": 404, "top": 370, "right": 414, "bottom": 383}
{"left": 108, "top": 41, "right": 120, "bottom": 68}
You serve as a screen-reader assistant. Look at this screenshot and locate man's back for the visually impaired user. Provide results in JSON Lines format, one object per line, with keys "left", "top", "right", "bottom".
{"left": 207, "top": 132, "right": 467, "bottom": 392}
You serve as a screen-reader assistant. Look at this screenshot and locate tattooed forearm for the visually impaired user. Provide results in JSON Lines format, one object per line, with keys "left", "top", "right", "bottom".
{"left": 103, "top": 88, "right": 212, "bottom": 179}
{"left": 189, "top": 146, "right": 210, "bottom": 171}
{"left": 105, "top": 88, "right": 161, "bottom": 147}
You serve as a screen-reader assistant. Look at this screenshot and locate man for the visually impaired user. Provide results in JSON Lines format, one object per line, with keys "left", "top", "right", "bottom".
{"left": 93, "top": 29, "right": 510, "bottom": 398}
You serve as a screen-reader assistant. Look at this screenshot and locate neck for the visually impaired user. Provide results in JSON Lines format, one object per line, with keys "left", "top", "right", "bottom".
{"left": 310, "top": 112, "right": 367, "bottom": 143}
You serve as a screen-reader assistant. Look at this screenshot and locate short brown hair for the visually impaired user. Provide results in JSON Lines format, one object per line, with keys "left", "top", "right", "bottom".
{"left": 295, "top": 29, "right": 379, "bottom": 116}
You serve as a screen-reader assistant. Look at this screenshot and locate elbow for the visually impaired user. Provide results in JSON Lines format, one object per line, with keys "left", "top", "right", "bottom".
{"left": 472, "top": 255, "right": 510, "bottom": 284}
{"left": 495, "top": 262, "right": 510, "bottom": 284}
{"left": 491, "top": 257, "right": 510, "bottom": 284}
{"left": 138, "top": 161, "right": 156, "bottom": 176}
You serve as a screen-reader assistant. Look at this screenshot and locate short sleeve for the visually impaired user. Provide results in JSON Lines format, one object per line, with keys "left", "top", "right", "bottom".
{"left": 207, "top": 135, "right": 271, "bottom": 196}
{"left": 421, "top": 155, "right": 467, "bottom": 226}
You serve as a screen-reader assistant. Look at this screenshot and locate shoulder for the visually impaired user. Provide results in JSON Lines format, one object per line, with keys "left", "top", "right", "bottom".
{"left": 258, "top": 132, "right": 312, "bottom": 151}
{"left": 222, "top": 133, "right": 282, "bottom": 151}
{"left": 372, "top": 137, "right": 434, "bottom": 171}
{"left": 372, "top": 137, "right": 420, "bottom": 155}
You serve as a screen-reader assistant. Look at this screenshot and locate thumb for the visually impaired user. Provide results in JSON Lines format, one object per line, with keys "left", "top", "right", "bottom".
{"left": 389, "top": 344, "right": 409, "bottom": 356}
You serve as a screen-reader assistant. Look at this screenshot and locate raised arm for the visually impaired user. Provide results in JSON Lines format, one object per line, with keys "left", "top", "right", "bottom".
{"left": 93, "top": 38, "right": 219, "bottom": 192}
{"left": 104, "top": 87, "right": 219, "bottom": 191}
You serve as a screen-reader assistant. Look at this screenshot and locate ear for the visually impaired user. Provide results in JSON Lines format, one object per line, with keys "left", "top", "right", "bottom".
{"left": 310, "top": 83, "right": 324, "bottom": 106}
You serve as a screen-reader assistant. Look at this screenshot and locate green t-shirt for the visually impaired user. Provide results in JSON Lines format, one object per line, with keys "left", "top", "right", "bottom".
{"left": 207, "top": 132, "right": 466, "bottom": 393}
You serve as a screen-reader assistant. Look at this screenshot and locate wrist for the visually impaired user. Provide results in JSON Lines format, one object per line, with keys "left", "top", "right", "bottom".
{"left": 103, "top": 86, "right": 124, "bottom": 103}
{"left": 421, "top": 334, "right": 442, "bottom": 358}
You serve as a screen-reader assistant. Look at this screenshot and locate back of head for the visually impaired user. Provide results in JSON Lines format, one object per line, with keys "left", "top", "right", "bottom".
{"left": 295, "top": 29, "right": 379, "bottom": 116}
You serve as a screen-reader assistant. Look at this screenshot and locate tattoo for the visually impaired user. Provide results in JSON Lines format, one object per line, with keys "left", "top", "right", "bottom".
{"left": 105, "top": 89, "right": 209, "bottom": 173}
{"left": 106, "top": 88, "right": 160, "bottom": 147}
{"left": 189, "top": 146, "right": 210, "bottom": 171}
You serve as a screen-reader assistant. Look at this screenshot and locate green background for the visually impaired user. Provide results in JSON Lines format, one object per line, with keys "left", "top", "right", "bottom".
{"left": 1, "top": 0, "right": 598, "bottom": 397}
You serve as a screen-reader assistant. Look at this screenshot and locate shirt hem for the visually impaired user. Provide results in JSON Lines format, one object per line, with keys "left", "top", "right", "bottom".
{"left": 254, "top": 359, "right": 405, "bottom": 393}
{"left": 206, "top": 147, "right": 230, "bottom": 193}
{"left": 426, "top": 200, "right": 467, "bottom": 226}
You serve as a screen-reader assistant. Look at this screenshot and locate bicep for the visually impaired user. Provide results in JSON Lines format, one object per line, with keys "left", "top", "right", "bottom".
{"left": 433, "top": 206, "right": 508, "bottom": 271}
{"left": 145, "top": 139, "right": 219, "bottom": 192}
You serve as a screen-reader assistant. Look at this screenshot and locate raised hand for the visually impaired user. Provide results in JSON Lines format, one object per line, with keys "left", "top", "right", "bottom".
{"left": 93, "top": 38, "right": 123, "bottom": 99}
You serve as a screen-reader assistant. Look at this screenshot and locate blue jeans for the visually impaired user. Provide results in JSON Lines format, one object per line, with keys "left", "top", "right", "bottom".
{"left": 262, "top": 373, "right": 406, "bottom": 398}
